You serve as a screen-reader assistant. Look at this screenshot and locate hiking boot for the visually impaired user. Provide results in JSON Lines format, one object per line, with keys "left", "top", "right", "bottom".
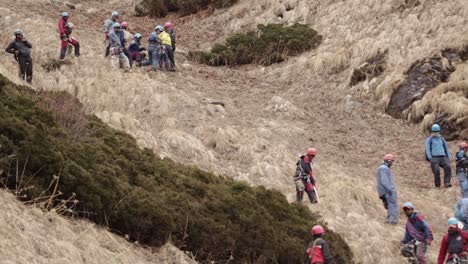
{"left": 445, "top": 184, "right": 452, "bottom": 188}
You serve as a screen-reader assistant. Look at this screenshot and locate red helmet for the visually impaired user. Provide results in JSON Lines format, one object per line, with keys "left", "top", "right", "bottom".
{"left": 384, "top": 154, "right": 394, "bottom": 161}
{"left": 164, "top": 21, "right": 173, "bottom": 29}
{"left": 121, "top": 21, "right": 128, "bottom": 29}
{"left": 307, "top": 148, "right": 317, "bottom": 156}
{"left": 311, "top": 225, "right": 325, "bottom": 235}
{"left": 460, "top": 142, "right": 468, "bottom": 149}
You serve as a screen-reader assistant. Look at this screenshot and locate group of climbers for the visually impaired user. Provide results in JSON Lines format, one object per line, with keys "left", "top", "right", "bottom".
{"left": 5, "top": 11, "right": 177, "bottom": 83}
{"left": 102, "top": 11, "right": 176, "bottom": 72}
{"left": 373, "top": 122, "right": 468, "bottom": 263}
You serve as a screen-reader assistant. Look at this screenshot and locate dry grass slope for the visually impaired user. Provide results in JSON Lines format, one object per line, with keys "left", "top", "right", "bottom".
{"left": 1, "top": 0, "right": 467, "bottom": 263}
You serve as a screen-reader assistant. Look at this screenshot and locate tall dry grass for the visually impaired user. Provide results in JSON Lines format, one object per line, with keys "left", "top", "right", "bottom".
{"left": 0, "top": 0, "right": 467, "bottom": 263}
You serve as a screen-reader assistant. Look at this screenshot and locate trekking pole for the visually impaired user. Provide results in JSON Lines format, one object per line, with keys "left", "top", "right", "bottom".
{"left": 313, "top": 186, "right": 320, "bottom": 203}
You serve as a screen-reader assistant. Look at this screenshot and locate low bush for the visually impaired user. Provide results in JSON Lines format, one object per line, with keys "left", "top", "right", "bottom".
{"left": 189, "top": 23, "right": 322, "bottom": 66}
{"left": 136, "top": 0, "right": 238, "bottom": 17}
{"left": 0, "top": 74, "right": 352, "bottom": 263}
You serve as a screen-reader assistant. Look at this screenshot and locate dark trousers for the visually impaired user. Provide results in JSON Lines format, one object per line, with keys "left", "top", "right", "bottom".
{"left": 431, "top": 156, "right": 452, "bottom": 187}
{"left": 123, "top": 48, "right": 132, "bottom": 67}
{"left": 168, "top": 45, "right": 175, "bottom": 67}
{"left": 18, "top": 56, "right": 32, "bottom": 83}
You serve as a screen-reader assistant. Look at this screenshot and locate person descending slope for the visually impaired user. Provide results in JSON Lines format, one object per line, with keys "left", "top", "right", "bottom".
{"left": 108, "top": 23, "right": 130, "bottom": 71}
{"left": 455, "top": 198, "right": 468, "bottom": 230}
{"left": 104, "top": 11, "right": 119, "bottom": 57}
{"left": 456, "top": 142, "right": 468, "bottom": 197}
{"left": 437, "top": 217, "right": 468, "bottom": 264}
{"left": 5, "top": 30, "right": 33, "bottom": 83}
{"left": 164, "top": 21, "right": 176, "bottom": 67}
{"left": 401, "top": 202, "right": 433, "bottom": 264}
{"left": 426, "top": 123, "right": 452, "bottom": 188}
{"left": 293, "top": 148, "right": 318, "bottom": 203}
{"left": 376, "top": 154, "right": 398, "bottom": 224}
{"left": 128, "top": 33, "right": 146, "bottom": 67}
{"left": 306, "top": 225, "right": 336, "bottom": 264}
{"left": 58, "top": 12, "right": 80, "bottom": 60}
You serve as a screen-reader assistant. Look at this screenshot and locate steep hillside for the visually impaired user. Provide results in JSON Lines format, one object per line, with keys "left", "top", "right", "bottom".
{"left": 0, "top": 0, "right": 466, "bottom": 263}
{"left": 0, "top": 189, "right": 196, "bottom": 264}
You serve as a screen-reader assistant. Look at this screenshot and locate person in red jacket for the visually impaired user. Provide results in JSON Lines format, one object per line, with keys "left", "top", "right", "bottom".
{"left": 438, "top": 217, "right": 468, "bottom": 264}
{"left": 306, "top": 225, "right": 336, "bottom": 264}
{"left": 58, "top": 12, "right": 80, "bottom": 59}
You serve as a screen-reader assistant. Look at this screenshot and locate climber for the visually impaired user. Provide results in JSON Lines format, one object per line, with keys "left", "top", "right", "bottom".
{"left": 119, "top": 21, "right": 133, "bottom": 67}
{"left": 376, "top": 153, "right": 398, "bottom": 224}
{"left": 128, "top": 33, "right": 146, "bottom": 67}
{"left": 293, "top": 148, "right": 318, "bottom": 203}
{"left": 401, "top": 202, "right": 433, "bottom": 264}
{"left": 104, "top": 11, "right": 120, "bottom": 57}
{"left": 108, "top": 23, "right": 130, "bottom": 71}
{"left": 306, "top": 225, "right": 336, "bottom": 264}
{"left": 155, "top": 25, "right": 173, "bottom": 71}
{"left": 437, "top": 217, "right": 468, "bottom": 264}
{"left": 58, "top": 12, "right": 80, "bottom": 59}
{"left": 425, "top": 123, "right": 452, "bottom": 188}
{"left": 143, "top": 26, "right": 162, "bottom": 71}
{"left": 164, "top": 21, "right": 176, "bottom": 67}
{"left": 456, "top": 142, "right": 468, "bottom": 197}
{"left": 455, "top": 197, "right": 468, "bottom": 230}
{"left": 5, "top": 30, "right": 33, "bottom": 83}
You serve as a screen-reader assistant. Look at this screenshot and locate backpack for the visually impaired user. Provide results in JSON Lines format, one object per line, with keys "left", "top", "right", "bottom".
{"left": 448, "top": 232, "right": 465, "bottom": 255}
{"left": 293, "top": 156, "right": 307, "bottom": 179}
{"left": 426, "top": 136, "right": 448, "bottom": 161}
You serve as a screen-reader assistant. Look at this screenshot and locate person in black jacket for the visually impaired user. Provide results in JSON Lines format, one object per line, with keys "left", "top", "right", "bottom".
{"left": 5, "top": 30, "right": 32, "bottom": 83}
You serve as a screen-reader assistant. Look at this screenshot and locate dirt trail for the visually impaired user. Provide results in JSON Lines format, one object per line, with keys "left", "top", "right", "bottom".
{"left": 0, "top": 0, "right": 466, "bottom": 263}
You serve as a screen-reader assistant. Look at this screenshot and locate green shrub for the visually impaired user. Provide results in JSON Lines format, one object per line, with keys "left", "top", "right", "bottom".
{"left": 191, "top": 23, "right": 322, "bottom": 66}
{"left": 137, "top": 0, "right": 238, "bottom": 17}
{"left": 0, "top": 74, "right": 353, "bottom": 263}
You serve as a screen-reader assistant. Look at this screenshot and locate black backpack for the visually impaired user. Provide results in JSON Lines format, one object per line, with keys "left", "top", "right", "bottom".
{"left": 448, "top": 232, "right": 465, "bottom": 255}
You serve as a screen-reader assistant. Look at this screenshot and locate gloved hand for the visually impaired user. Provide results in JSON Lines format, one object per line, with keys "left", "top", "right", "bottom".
{"left": 62, "top": 34, "right": 67, "bottom": 39}
{"left": 388, "top": 190, "right": 393, "bottom": 196}
{"left": 379, "top": 195, "right": 388, "bottom": 209}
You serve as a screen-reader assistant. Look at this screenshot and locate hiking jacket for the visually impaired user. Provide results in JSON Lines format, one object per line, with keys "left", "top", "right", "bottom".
{"left": 103, "top": 18, "right": 116, "bottom": 33}
{"left": 148, "top": 32, "right": 161, "bottom": 46}
{"left": 5, "top": 39, "right": 32, "bottom": 58}
{"left": 158, "top": 31, "right": 172, "bottom": 46}
{"left": 426, "top": 135, "right": 450, "bottom": 160}
{"left": 456, "top": 150, "right": 468, "bottom": 170}
{"left": 376, "top": 163, "right": 395, "bottom": 197}
{"left": 166, "top": 28, "right": 176, "bottom": 46}
{"left": 108, "top": 30, "right": 123, "bottom": 48}
{"left": 437, "top": 228, "right": 468, "bottom": 264}
{"left": 306, "top": 239, "right": 335, "bottom": 264}
{"left": 128, "top": 39, "right": 141, "bottom": 53}
{"left": 455, "top": 198, "right": 468, "bottom": 225}
{"left": 402, "top": 212, "right": 433, "bottom": 244}
{"left": 58, "top": 17, "right": 69, "bottom": 37}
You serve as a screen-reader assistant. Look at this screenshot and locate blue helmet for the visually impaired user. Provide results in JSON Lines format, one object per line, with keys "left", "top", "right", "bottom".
{"left": 403, "top": 202, "right": 414, "bottom": 210}
{"left": 154, "top": 25, "right": 164, "bottom": 32}
{"left": 112, "top": 11, "right": 119, "bottom": 17}
{"left": 61, "top": 12, "right": 69, "bottom": 17}
{"left": 431, "top": 124, "right": 441, "bottom": 132}
{"left": 148, "top": 32, "right": 158, "bottom": 41}
{"left": 448, "top": 217, "right": 458, "bottom": 226}
{"left": 113, "top": 22, "right": 121, "bottom": 28}
{"left": 134, "top": 33, "right": 142, "bottom": 39}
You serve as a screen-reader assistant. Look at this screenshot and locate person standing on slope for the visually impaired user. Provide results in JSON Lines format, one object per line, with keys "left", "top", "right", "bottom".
{"left": 437, "top": 217, "right": 468, "bottom": 264}
{"left": 155, "top": 25, "right": 173, "bottom": 71}
{"left": 401, "top": 202, "right": 433, "bottom": 264}
{"left": 456, "top": 142, "right": 468, "bottom": 197}
{"left": 58, "top": 12, "right": 80, "bottom": 60}
{"left": 306, "top": 225, "right": 336, "bottom": 264}
{"left": 108, "top": 23, "right": 130, "bottom": 71}
{"left": 293, "top": 148, "right": 318, "bottom": 203}
{"left": 376, "top": 153, "right": 398, "bottom": 224}
{"left": 143, "top": 26, "right": 162, "bottom": 72}
{"left": 120, "top": 22, "right": 133, "bottom": 67}
{"left": 104, "top": 11, "right": 119, "bottom": 57}
{"left": 164, "top": 22, "right": 176, "bottom": 67}
{"left": 5, "top": 30, "right": 33, "bottom": 83}
{"left": 426, "top": 123, "right": 452, "bottom": 188}
{"left": 455, "top": 198, "right": 468, "bottom": 230}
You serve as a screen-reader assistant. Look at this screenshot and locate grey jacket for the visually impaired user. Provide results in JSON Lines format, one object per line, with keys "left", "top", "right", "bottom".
{"left": 109, "top": 30, "right": 123, "bottom": 48}
{"left": 377, "top": 163, "right": 396, "bottom": 197}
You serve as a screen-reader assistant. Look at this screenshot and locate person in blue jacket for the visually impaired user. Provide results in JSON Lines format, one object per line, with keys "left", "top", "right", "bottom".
{"left": 425, "top": 123, "right": 452, "bottom": 188}
{"left": 456, "top": 142, "right": 468, "bottom": 197}
{"left": 377, "top": 153, "right": 398, "bottom": 224}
